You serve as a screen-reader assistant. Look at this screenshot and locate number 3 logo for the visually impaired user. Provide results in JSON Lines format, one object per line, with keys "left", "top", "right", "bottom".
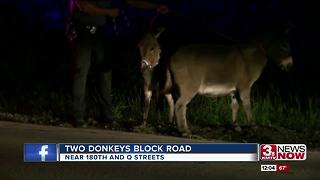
{"left": 262, "top": 145, "right": 272, "bottom": 156}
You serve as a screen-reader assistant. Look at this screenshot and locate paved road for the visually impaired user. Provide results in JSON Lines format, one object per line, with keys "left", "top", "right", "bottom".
{"left": 0, "top": 121, "right": 319, "bottom": 180}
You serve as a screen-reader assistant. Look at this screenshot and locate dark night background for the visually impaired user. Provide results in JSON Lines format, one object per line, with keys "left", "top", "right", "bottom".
{"left": 0, "top": 0, "right": 319, "bottom": 127}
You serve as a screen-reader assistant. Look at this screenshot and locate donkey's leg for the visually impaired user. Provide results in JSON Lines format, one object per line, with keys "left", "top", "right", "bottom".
{"left": 142, "top": 88, "right": 152, "bottom": 127}
{"left": 175, "top": 90, "right": 196, "bottom": 137}
{"left": 154, "top": 89, "right": 163, "bottom": 122}
{"left": 230, "top": 92, "right": 241, "bottom": 132}
{"left": 165, "top": 93, "right": 174, "bottom": 123}
{"left": 239, "top": 88, "right": 254, "bottom": 126}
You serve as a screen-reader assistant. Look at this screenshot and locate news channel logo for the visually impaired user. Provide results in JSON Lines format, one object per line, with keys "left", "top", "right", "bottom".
{"left": 260, "top": 144, "right": 307, "bottom": 161}
{"left": 24, "top": 144, "right": 57, "bottom": 162}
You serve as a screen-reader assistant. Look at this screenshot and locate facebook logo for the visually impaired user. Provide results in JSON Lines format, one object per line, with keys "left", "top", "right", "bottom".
{"left": 24, "top": 144, "right": 57, "bottom": 162}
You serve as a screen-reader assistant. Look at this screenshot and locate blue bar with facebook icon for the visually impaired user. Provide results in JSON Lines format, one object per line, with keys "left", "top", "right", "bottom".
{"left": 24, "top": 143, "right": 57, "bottom": 162}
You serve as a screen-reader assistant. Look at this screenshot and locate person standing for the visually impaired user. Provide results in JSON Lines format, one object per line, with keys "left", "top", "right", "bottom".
{"left": 68, "top": 0, "right": 169, "bottom": 128}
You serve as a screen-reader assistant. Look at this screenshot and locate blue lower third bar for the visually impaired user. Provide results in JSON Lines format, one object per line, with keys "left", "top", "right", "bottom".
{"left": 58, "top": 143, "right": 259, "bottom": 162}
{"left": 24, "top": 143, "right": 57, "bottom": 162}
{"left": 59, "top": 143, "right": 258, "bottom": 153}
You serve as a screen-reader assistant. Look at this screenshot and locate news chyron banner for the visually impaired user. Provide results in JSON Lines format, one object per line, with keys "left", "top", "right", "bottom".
{"left": 24, "top": 143, "right": 258, "bottom": 162}
{"left": 24, "top": 143, "right": 307, "bottom": 162}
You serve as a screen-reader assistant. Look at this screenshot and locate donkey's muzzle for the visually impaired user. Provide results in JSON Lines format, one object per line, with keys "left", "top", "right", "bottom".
{"left": 280, "top": 56, "right": 293, "bottom": 71}
{"left": 141, "top": 60, "right": 158, "bottom": 72}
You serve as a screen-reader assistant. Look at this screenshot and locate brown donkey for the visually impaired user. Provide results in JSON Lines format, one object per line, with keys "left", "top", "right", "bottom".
{"left": 171, "top": 31, "right": 292, "bottom": 136}
{"left": 138, "top": 28, "right": 174, "bottom": 127}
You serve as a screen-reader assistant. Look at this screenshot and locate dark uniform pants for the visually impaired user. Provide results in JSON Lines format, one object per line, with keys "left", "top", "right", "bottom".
{"left": 71, "top": 26, "right": 113, "bottom": 123}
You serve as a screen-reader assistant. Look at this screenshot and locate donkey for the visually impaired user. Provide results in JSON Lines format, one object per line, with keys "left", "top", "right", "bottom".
{"left": 138, "top": 28, "right": 174, "bottom": 127}
{"left": 169, "top": 31, "right": 293, "bottom": 136}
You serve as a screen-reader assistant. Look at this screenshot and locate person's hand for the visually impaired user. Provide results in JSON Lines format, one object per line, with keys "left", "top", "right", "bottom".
{"left": 156, "top": 5, "right": 170, "bottom": 14}
{"left": 108, "top": 8, "right": 120, "bottom": 17}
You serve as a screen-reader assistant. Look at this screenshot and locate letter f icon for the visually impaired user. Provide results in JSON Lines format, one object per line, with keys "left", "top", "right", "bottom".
{"left": 39, "top": 145, "right": 49, "bottom": 162}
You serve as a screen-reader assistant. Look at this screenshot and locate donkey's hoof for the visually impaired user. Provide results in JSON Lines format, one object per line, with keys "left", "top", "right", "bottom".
{"left": 181, "top": 130, "right": 192, "bottom": 138}
{"left": 139, "top": 121, "right": 147, "bottom": 129}
{"left": 133, "top": 122, "right": 148, "bottom": 132}
{"left": 182, "top": 133, "right": 192, "bottom": 138}
{"left": 232, "top": 123, "right": 242, "bottom": 132}
{"left": 190, "top": 134, "right": 204, "bottom": 140}
{"left": 250, "top": 124, "right": 258, "bottom": 130}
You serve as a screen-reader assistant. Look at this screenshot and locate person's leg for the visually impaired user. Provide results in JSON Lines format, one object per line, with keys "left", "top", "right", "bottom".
{"left": 99, "top": 70, "right": 114, "bottom": 122}
{"left": 71, "top": 39, "right": 92, "bottom": 127}
{"left": 94, "top": 37, "right": 115, "bottom": 123}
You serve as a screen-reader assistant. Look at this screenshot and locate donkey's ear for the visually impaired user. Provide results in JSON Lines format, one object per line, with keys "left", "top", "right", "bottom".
{"left": 153, "top": 27, "right": 165, "bottom": 39}
{"left": 283, "top": 22, "right": 294, "bottom": 34}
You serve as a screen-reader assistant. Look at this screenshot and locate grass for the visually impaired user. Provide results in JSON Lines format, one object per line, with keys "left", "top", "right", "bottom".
{"left": 0, "top": 85, "right": 319, "bottom": 147}
{"left": 186, "top": 89, "right": 320, "bottom": 130}
{"left": 0, "top": 85, "right": 319, "bottom": 130}
{"left": 119, "top": 89, "right": 304, "bottom": 129}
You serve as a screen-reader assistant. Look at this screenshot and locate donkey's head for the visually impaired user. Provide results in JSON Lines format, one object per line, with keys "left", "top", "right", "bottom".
{"left": 263, "top": 27, "right": 293, "bottom": 71}
{"left": 275, "top": 41, "right": 293, "bottom": 71}
{"left": 138, "top": 27, "right": 165, "bottom": 72}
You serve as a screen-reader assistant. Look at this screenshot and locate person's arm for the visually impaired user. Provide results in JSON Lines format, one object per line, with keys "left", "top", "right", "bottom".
{"left": 125, "top": 0, "right": 170, "bottom": 13}
{"left": 76, "top": 0, "right": 119, "bottom": 17}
